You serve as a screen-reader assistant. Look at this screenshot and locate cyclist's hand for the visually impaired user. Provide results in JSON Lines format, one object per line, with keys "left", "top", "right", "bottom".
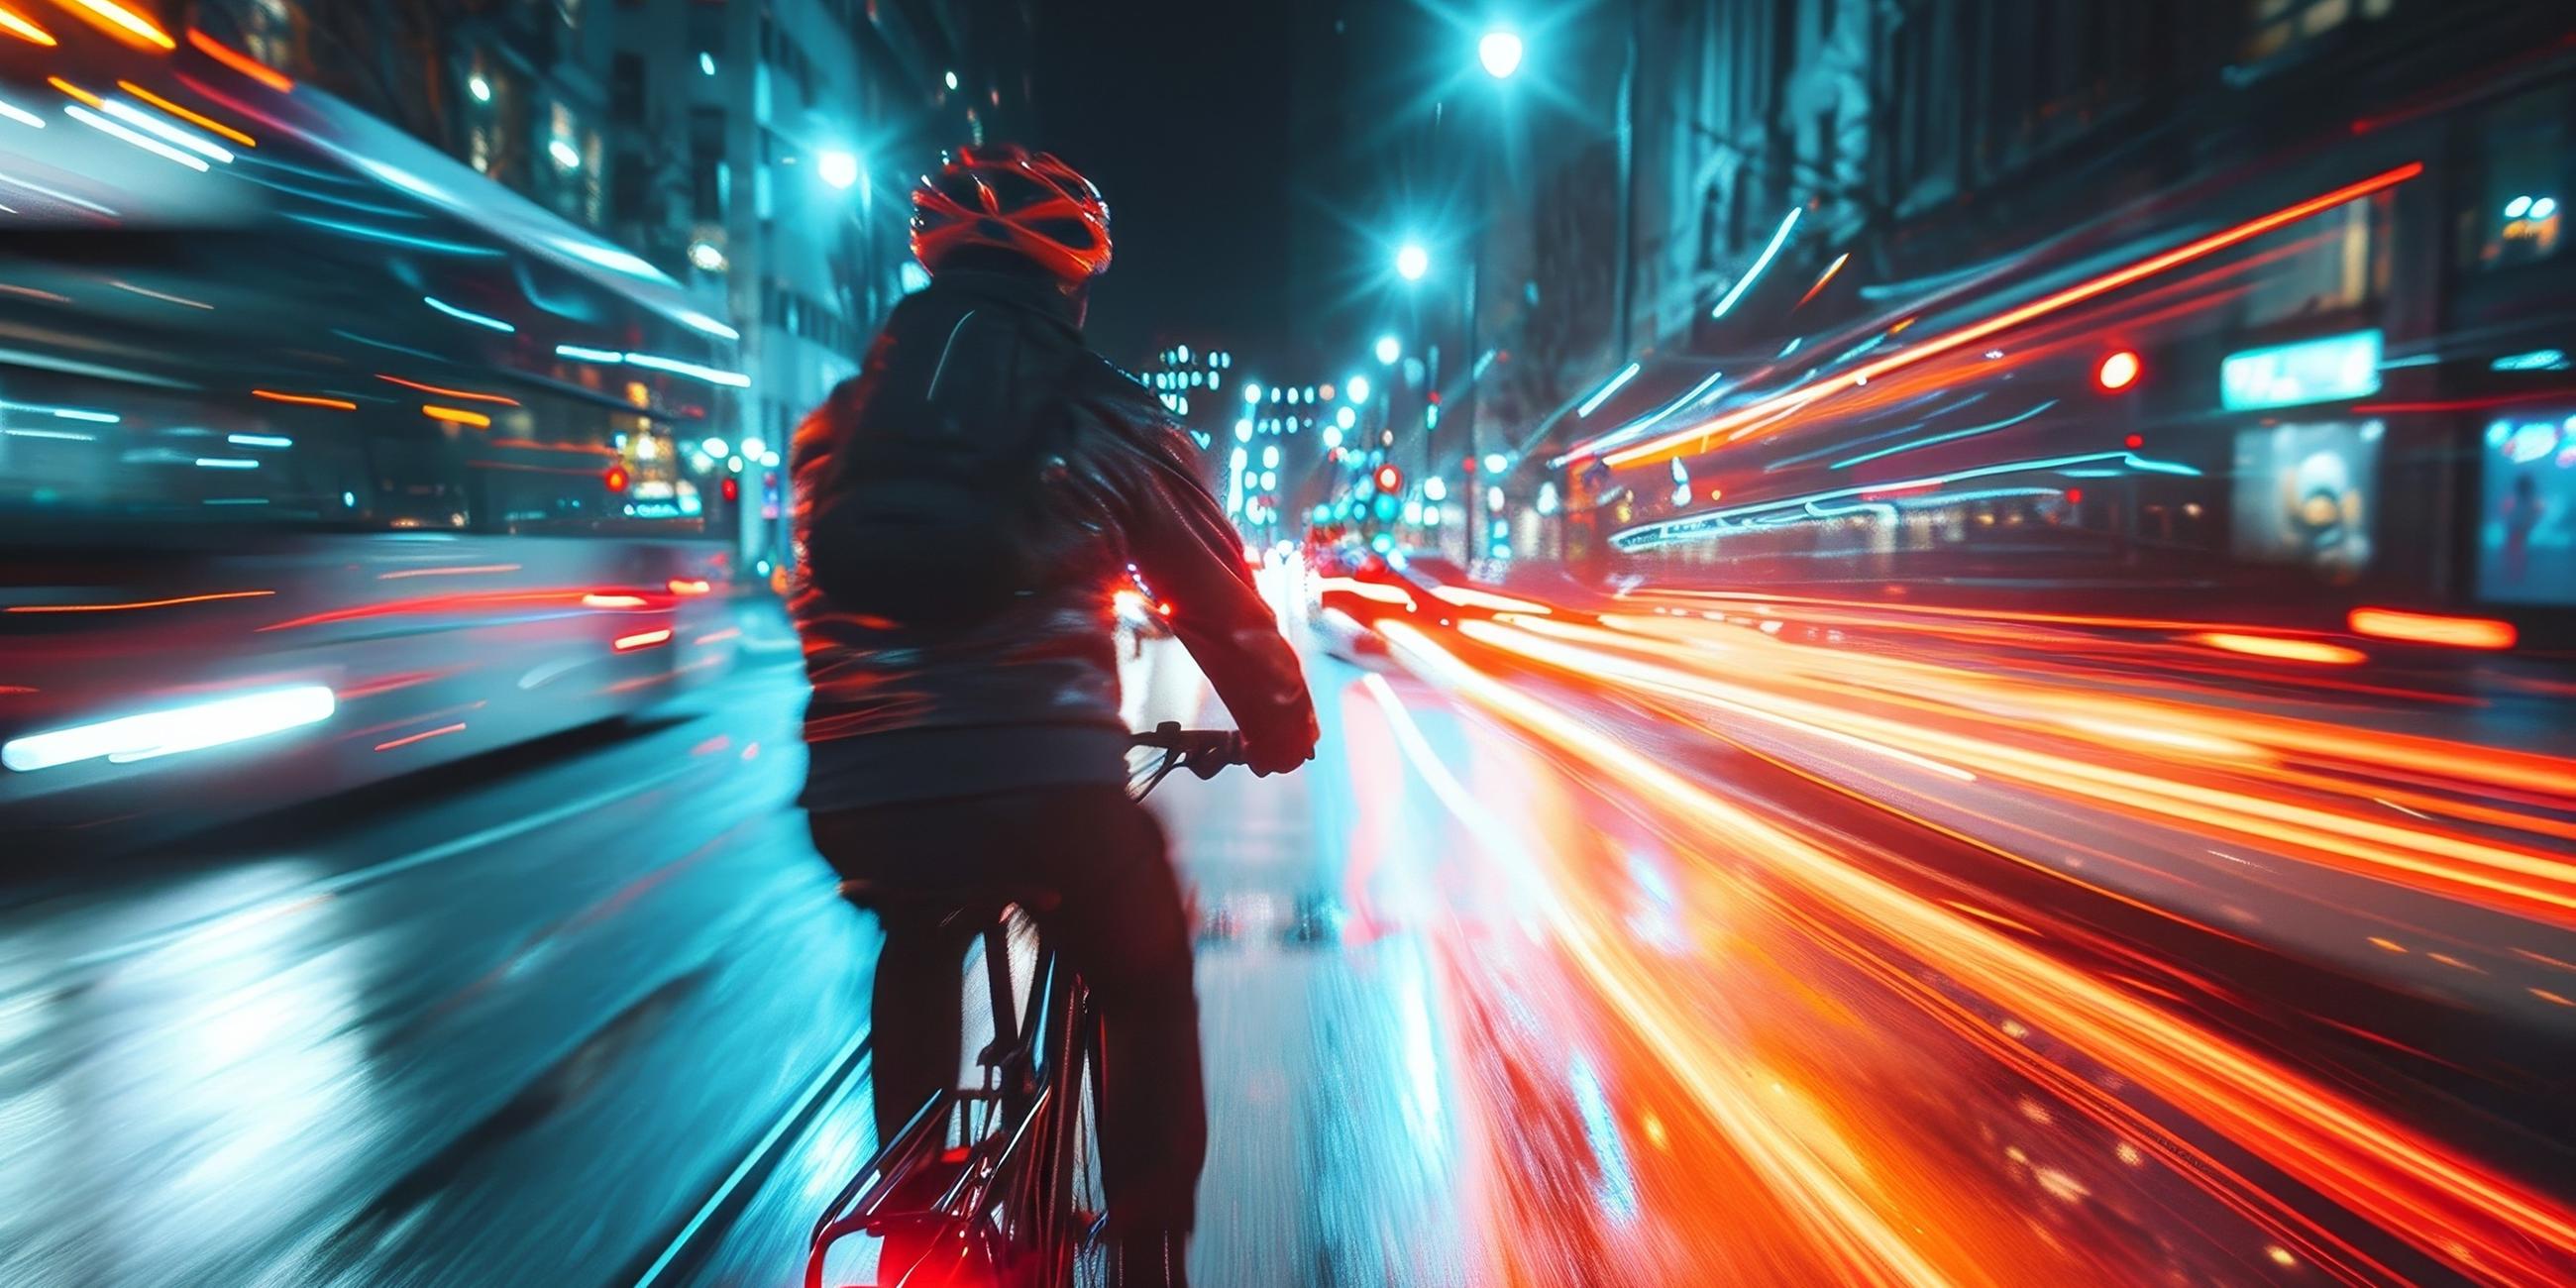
{"left": 1242, "top": 731, "right": 1316, "bottom": 777}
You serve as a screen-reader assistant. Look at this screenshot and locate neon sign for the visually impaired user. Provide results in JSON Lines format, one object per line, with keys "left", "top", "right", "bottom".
{"left": 2220, "top": 329, "right": 2382, "bottom": 411}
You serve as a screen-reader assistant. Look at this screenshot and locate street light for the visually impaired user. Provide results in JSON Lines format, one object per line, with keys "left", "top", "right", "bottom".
{"left": 1395, "top": 242, "right": 1430, "bottom": 282}
{"left": 1374, "top": 334, "right": 1401, "bottom": 366}
{"left": 1345, "top": 375, "right": 1370, "bottom": 402}
{"left": 1477, "top": 29, "right": 1524, "bottom": 80}
{"left": 818, "top": 150, "right": 860, "bottom": 191}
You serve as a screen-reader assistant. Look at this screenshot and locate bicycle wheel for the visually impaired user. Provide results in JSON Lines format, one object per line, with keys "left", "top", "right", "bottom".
{"left": 1059, "top": 995, "right": 1110, "bottom": 1287}
{"left": 1026, "top": 966, "right": 1109, "bottom": 1287}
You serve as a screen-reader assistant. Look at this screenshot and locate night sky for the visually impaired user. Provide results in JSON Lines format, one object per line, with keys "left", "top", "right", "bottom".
{"left": 1027, "top": 1, "right": 1299, "bottom": 365}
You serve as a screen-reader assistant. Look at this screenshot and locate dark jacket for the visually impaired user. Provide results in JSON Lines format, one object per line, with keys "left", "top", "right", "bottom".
{"left": 789, "top": 269, "right": 1316, "bottom": 801}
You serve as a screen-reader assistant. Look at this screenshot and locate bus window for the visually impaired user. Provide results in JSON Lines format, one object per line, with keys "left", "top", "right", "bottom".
{"left": 0, "top": 372, "right": 370, "bottom": 532}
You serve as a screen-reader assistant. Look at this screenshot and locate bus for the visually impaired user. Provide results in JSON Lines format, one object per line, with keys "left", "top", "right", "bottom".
{"left": 1, "top": 25, "right": 757, "bottom": 852}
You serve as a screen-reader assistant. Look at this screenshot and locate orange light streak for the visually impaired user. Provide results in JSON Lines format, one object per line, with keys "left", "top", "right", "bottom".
{"left": 377, "top": 564, "right": 521, "bottom": 581}
{"left": 667, "top": 579, "right": 712, "bottom": 596}
{"left": 1473, "top": 614, "right": 2576, "bottom": 927}
{"left": 0, "top": 4, "right": 55, "bottom": 45}
{"left": 1426, "top": 585, "right": 1554, "bottom": 615}
{"left": 375, "top": 374, "right": 520, "bottom": 405}
{"left": 115, "top": 81, "right": 255, "bottom": 146}
{"left": 1315, "top": 576, "right": 1417, "bottom": 608}
{"left": 2347, "top": 607, "right": 2517, "bottom": 651}
{"left": 55, "top": 0, "right": 171, "bottom": 48}
{"left": 1383, "top": 618, "right": 2576, "bottom": 1283}
{"left": 2187, "top": 632, "right": 2366, "bottom": 666}
{"left": 374, "top": 722, "right": 466, "bottom": 752}
{"left": 6, "top": 589, "right": 272, "bottom": 613}
{"left": 251, "top": 389, "right": 357, "bottom": 410}
{"left": 1792, "top": 252, "right": 1849, "bottom": 311}
{"left": 614, "top": 627, "right": 674, "bottom": 651}
{"left": 583, "top": 592, "right": 648, "bottom": 608}
{"left": 184, "top": 29, "right": 292, "bottom": 91}
{"left": 1597, "top": 164, "right": 2423, "bottom": 467}
{"left": 46, "top": 75, "right": 103, "bottom": 109}
{"left": 422, "top": 403, "right": 493, "bottom": 428}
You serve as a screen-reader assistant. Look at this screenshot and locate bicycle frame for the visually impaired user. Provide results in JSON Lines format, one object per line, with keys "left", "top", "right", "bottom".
{"left": 806, "top": 725, "right": 1232, "bottom": 1288}
{"left": 807, "top": 915, "right": 1095, "bottom": 1288}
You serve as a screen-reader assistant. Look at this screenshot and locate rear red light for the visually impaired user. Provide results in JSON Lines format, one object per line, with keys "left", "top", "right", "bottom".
{"left": 2347, "top": 607, "right": 2517, "bottom": 650}
{"left": 604, "top": 465, "right": 630, "bottom": 492}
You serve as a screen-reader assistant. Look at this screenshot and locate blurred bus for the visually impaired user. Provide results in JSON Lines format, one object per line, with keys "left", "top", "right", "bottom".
{"left": 1, "top": 25, "right": 756, "bottom": 852}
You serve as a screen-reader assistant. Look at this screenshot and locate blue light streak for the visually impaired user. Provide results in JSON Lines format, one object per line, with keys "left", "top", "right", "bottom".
{"left": 64, "top": 104, "right": 207, "bottom": 172}
{"left": 1829, "top": 399, "right": 2059, "bottom": 469}
{"left": 285, "top": 214, "right": 501, "bottom": 257}
{"left": 423, "top": 295, "right": 516, "bottom": 333}
{"left": 1710, "top": 207, "right": 1800, "bottom": 320}
{"left": 1610, "top": 449, "right": 2200, "bottom": 550}
{"left": 1552, "top": 370, "right": 1728, "bottom": 468}
{"left": 1576, "top": 362, "right": 1642, "bottom": 418}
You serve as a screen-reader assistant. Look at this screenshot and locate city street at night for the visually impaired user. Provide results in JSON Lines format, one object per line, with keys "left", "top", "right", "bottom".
{"left": 9, "top": 1, "right": 2576, "bottom": 1286}
{"left": 9, "top": 579, "right": 2576, "bottom": 1286}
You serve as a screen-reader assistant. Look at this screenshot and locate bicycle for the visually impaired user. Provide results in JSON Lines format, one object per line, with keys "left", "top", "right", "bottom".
{"left": 805, "top": 722, "right": 1243, "bottom": 1288}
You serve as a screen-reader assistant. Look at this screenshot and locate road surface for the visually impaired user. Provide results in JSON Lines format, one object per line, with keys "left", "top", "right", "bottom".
{"left": 5, "top": 583, "right": 2574, "bottom": 1287}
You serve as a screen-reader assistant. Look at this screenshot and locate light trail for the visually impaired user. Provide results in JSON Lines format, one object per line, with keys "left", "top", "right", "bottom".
{"left": 1461, "top": 612, "right": 2576, "bottom": 927}
{"left": 1584, "top": 165, "right": 2423, "bottom": 468}
{"left": 1380, "top": 616, "right": 2576, "bottom": 1284}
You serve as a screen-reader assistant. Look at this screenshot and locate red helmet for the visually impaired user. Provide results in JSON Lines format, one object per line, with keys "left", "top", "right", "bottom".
{"left": 911, "top": 145, "right": 1113, "bottom": 287}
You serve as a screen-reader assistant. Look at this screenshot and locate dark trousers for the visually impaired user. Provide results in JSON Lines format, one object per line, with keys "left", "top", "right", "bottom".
{"left": 808, "top": 785, "right": 1207, "bottom": 1234}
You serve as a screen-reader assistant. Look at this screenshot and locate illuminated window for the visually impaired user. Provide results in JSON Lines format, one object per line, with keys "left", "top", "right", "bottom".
{"left": 2463, "top": 86, "right": 2566, "bottom": 272}
{"left": 2243, "top": 192, "right": 2389, "bottom": 326}
{"left": 242, "top": 0, "right": 296, "bottom": 72}
{"left": 2244, "top": 0, "right": 2391, "bottom": 59}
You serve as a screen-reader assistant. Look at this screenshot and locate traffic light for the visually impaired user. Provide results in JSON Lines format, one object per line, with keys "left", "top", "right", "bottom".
{"left": 1375, "top": 465, "right": 1403, "bottom": 493}
{"left": 719, "top": 476, "right": 739, "bottom": 502}
{"left": 2095, "top": 350, "right": 2142, "bottom": 392}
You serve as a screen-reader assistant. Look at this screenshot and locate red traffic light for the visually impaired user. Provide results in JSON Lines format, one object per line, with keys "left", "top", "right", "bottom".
{"left": 719, "top": 476, "right": 739, "bottom": 502}
{"left": 603, "top": 465, "right": 630, "bottom": 492}
{"left": 1375, "top": 466, "right": 1402, "bottom": 493}
{"left": 2095, "top": 350, "right": 2141, "bottom": 391}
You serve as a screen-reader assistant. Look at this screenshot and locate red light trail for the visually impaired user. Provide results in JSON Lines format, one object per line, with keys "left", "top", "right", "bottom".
{"left": 1585, "top": 164, "right": 2425, "bottom": 468}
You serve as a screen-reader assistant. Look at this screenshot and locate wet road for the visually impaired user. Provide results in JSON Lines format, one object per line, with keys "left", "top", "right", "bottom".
{"left": 6, "top": 583, "right": 2576, "bottom": 1287}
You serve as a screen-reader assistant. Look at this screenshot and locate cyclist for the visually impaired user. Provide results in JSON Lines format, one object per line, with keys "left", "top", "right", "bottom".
{"left": 790, "top": 145, "right": 1319, "bottom": 1287}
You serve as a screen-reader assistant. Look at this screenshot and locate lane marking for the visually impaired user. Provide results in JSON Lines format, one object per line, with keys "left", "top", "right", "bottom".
{"left": 628, "top": 1026, "right": 872, "bottom": 1287}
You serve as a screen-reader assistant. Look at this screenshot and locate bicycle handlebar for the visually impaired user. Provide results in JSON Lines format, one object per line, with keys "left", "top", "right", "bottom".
{"left": 1129, "top": 721, "right": 1244, "bottom": 781}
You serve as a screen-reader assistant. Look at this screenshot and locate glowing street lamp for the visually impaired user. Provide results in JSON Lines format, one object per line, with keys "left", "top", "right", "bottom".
{"left": 1477, "top": 30, "right": 1524, "bottom": 80}
{"left": 1374, "top": 334, "right": 1401, "bottom": 366}
{"left": 1395, "top": 243, "right": 1430, "bottom": 282}
{"left": 818, "top": 150, "right": 860, "bottom": 191}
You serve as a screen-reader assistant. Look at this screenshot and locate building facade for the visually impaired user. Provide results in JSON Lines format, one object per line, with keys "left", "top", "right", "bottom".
{"left": 1526, "top": 0, "right": 2576, "bottom": 644}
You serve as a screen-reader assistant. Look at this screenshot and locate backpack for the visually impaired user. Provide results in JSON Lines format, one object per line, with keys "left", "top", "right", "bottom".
{"left": 804, "top": 293, "right": 1082, "bottom": 630}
